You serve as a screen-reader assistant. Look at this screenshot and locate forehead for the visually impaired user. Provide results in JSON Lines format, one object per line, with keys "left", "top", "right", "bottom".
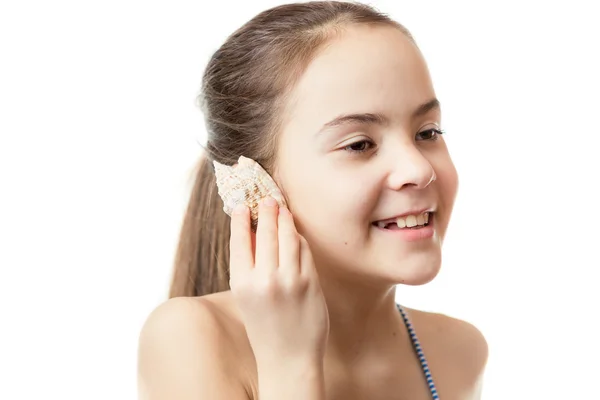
{"left": 284, "top": 25, "right": 436, "bottom": 130}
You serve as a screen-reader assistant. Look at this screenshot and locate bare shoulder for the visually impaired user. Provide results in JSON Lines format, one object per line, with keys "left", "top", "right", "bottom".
{"left": 137, "top": 293, "right": 253, "bottom": 400}
{"left": 404, "top": 307, "right": 488, "bottom": 396}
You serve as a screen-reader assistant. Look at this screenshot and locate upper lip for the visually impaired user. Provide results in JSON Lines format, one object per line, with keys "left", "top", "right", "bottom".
{"left": 374, "top": 207, "right": 435, "bottom": 224}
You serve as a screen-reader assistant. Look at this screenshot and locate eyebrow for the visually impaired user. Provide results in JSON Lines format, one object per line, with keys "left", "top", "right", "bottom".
{"left": 412, "top": 98, "right": 441, "bottom": 119}
{"left": 317, "top": 98, "right": 441, "bottom": 134}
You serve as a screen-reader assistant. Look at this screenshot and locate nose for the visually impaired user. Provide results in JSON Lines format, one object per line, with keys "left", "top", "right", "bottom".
{"left": 386, "top": 145, "right": 436, "bottom": 190}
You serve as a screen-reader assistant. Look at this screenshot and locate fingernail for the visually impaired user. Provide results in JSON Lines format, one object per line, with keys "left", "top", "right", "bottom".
{"left": 233, "top": 203, "right": 247, "bottom": 214}
{"left": 262, "top": 197, "right": 277, "bottom": 207}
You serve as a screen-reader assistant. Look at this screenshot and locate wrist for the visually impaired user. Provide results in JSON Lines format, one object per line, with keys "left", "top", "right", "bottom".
{"left": 257, "top": 358, "right": 326, "bottom": 400}
{"left": 257, "top": 355, "right": 324, "bottom": 376}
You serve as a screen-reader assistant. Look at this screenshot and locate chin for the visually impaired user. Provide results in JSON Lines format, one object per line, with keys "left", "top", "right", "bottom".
{"left": 397, "top": 265, "right": 441, "bottom": 286}
{"left": 378, "top": 250, "right": 443, "bottom": 286}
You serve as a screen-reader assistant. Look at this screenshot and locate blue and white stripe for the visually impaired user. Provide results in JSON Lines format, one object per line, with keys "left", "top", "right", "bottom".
{"left": 397, "top": 304, "right": 440, "bottom": 400}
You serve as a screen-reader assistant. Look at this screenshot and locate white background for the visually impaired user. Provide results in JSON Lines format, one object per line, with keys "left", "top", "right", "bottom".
{"left": 1, "top": 0, "right": 598, "bottom": 399}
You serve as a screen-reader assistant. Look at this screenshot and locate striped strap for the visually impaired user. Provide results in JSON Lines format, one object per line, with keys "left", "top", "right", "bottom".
{"left": 397, "top": 304, "right": 440, "bottom": 400}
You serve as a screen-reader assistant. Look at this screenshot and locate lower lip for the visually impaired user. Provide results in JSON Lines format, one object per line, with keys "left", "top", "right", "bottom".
{"left": 373, "top": 215, "right": 435, "bottom": 242}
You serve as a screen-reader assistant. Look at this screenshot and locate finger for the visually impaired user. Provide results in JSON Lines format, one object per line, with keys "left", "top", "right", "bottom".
{"left": 277, "top": 207, "right": 300, "bottom": 276}
{"left": 229, "top": 204, "right": 254, "bottom": 280}
{"left": 299, "top": 235, "right": 317, "bottom": 279}
{"left": 255, "top": 197, "right": 279, "bottom": 272}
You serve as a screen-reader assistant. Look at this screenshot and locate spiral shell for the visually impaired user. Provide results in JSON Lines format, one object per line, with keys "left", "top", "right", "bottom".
{"left": 213, "top": 156, "right": 287, "bottom": 230}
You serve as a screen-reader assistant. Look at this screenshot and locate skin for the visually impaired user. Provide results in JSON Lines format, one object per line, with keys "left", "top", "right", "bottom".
{"left": 138, "top": 24, "right": 488, "bottom": 400}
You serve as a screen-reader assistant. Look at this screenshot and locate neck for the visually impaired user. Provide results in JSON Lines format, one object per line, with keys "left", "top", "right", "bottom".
{"left": 317, "top": 267, "right": 404, "bottom": 365}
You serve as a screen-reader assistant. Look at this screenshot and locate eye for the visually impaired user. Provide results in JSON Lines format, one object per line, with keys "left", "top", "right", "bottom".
{"left": 343, "top": 139, "right": 375, "bottom": 153}
{"left": 417, "top": 128, "right": 445, "bottom": 141}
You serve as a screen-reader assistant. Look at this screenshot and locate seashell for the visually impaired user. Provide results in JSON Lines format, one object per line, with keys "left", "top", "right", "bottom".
{"left": 213, "top": 156, "right": 287, "bottom": 230}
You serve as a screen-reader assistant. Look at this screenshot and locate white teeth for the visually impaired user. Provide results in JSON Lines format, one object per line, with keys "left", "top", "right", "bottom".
{"left": 405, "top": 215, "right": 417, "bottom": 227}
{"left": 397, "top": 212, "right": 430, "bottom": 228}
{"left": 416, "top": 214, "right": 425, "bottom": 226}
{"left": 376, "top": 212, "right": 432, "bottom": 229}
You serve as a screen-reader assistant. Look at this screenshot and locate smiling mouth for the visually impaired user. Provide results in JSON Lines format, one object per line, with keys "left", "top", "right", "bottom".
{"left": 372, "top": 212, "right": 433, "bottom": 230}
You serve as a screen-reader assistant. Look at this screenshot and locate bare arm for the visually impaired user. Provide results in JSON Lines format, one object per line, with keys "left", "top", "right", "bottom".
{"left": 137, "top": 297, "right": 327, "bottom": 400}
{"left": 137, "top": 297, "right": 250, "bottom": 400}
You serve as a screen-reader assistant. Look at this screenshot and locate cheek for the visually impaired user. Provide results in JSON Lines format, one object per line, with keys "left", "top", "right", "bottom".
{"left": 433, "top": 155, "right": 459, "bottom": 222}
{"left": 277, "top": 163, "right": 324, "bottom": 222}
{"left": 279, "top": 162, "right": 375, "bottom": 235}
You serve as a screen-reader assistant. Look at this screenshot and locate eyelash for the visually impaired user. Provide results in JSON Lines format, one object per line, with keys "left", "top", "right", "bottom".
{"left": 343, "top": 128, "right": 445, "bottom": 154}
{"left": 418, "top": 128, "right": 445, "bottom": 142}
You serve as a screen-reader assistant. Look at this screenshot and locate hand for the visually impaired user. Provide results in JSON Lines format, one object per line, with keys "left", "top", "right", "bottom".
{"left": 228, "top": 197, "right": 330, "bottom": 369}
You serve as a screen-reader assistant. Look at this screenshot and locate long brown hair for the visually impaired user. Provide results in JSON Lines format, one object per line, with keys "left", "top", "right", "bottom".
{"left": 169, "top": 1, "right": 413, "bottom": 298}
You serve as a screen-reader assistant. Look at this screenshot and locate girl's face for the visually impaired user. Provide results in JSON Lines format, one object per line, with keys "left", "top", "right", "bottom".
{"left": 275, "top": 25, "right": 458, "bottom": 286}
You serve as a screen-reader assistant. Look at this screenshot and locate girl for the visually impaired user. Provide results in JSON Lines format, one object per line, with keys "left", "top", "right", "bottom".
{"left": 138, "top": 2, "right": 488, "bottom": 399}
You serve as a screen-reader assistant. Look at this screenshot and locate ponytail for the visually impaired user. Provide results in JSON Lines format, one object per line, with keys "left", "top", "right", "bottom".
{"left": 168, "top": 0, "right": 405, "bottom": 298}
{"left": 168, "top": 153, "right": 231, "bottom": 298}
